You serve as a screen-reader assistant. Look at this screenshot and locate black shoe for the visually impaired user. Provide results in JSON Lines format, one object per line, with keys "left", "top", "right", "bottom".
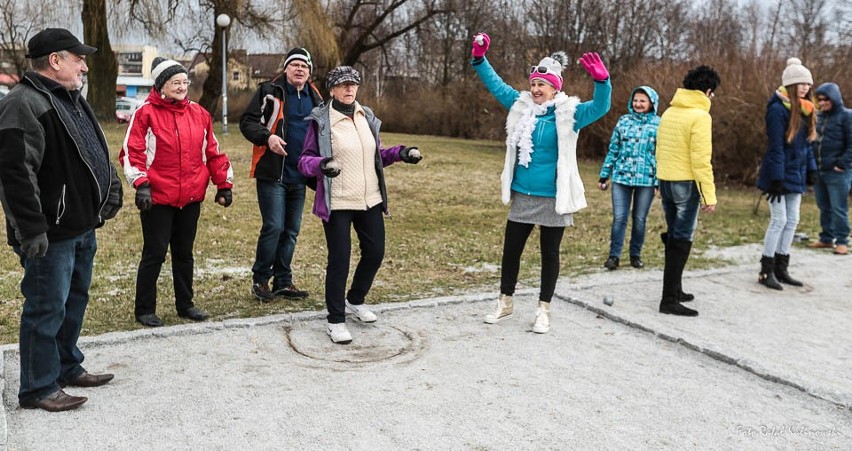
{"left": 252, "top": 282, "right": 275, "bottom": 302}
{"left": 178, "top": 307, "right": 208, "bottom": 321}
{"left": 678, "top": 289, "right": 695, "bottom": 302}
{"left": 773, "top": 253, "right": 803, "bottom": 287}
{"left": 273, "top": 283, "right": 309, "bottom": 300}
{"left": 136, "top": 313, "right": 163, "bottom": 327}
{"left": 604, "top": 256, "right": 619, "bottom": 270}
{"left": 659, "top": 302, "right": 698, "bottom": 316}
{"left": 758, "top": 256, "right": 783, "bottom": 290}
{"left": 630, "top": 256, "right": 644, "bottom": 269}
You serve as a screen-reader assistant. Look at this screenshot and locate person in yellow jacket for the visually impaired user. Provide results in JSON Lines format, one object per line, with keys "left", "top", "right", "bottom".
{"left": 656, "top": 65, "right": 721, "bottom": 317}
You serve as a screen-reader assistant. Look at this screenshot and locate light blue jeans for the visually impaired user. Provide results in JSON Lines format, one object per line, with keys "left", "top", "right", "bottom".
{"left": 609, "top": 183, "right": 655, "bottom": 258}
{"left": 762, "top": 193, "right": 801, "bottom": 256}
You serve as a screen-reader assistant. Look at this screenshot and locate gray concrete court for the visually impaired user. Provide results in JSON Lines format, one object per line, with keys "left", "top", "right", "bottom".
{"left": 2, "top": 245, "right": 851, "bottom": 450}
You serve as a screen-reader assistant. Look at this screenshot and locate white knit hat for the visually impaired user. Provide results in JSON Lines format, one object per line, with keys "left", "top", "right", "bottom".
{"left": 781, "top": 57, "right": 813, "bottom": 86}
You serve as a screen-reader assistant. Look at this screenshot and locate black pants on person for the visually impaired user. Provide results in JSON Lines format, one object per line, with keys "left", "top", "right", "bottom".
{"left": 500, "top": 220, "right": 566, "bottom": 303}
{"left": 323, "top": 205, "right": 385, "bottom": 324}
{"left": 135, "top": 203, "right": 201, "bottom": 317}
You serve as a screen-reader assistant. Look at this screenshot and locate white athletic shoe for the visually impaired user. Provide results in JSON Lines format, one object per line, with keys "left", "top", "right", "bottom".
{"left": 326, "top": 322, "right": 353, "bottom": 344}
{"left": 484, "top": 294, "right": 513, "bottom": 324}
{"left": 345, "top": 300, "right": 377, "bottom": 323}
{"left": 532, "top": 301, "right": 551, "bottom": 334}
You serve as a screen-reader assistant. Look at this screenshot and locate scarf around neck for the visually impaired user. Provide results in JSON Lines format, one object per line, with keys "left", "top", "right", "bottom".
{"left": 507, "top": 96, "right": 558, "bottom": 168}
{"left": 776, "top": 86, "right": 815, "bottom": 116}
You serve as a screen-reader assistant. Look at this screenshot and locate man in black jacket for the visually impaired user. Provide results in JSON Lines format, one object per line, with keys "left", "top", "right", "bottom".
{"left": 0, "top": 28, "right": 123, "bottom": 412}
{"left": 240, "top": 47, "right": 322, "bottom": 301}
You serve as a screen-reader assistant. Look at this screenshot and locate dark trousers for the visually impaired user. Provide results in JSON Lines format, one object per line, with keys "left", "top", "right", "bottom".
{"left": 500, "top": 220, "right": 565, "bottom": 303}
{"left": 323, "top": 205, "right": 385, "bottom": 323}
{"left": 135, "top": 203, "right": 201, "bottom": 317}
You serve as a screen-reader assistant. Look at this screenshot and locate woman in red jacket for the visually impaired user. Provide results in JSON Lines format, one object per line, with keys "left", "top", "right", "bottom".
{"left": 119, "top": 58, "right": 234, "bottom": 327}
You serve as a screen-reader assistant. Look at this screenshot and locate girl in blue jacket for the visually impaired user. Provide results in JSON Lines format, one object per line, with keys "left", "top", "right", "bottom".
{"left": 470, "top": 33, "right": 611, "bottom": 334}
{"left": 756, "top": 58, "right": 818, "bottom": 290}
{"left": 598, "top": 86, "right": 660, "bottom": 270}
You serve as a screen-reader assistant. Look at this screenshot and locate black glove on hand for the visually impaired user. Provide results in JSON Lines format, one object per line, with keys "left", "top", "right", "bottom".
{"left": 21, "top": 232, "right": 48, "bottom": 259}
{"left": 400, "top": 146, "right": 422, "bottom": 164}
{"left": 321, "top": 157, "right": 341, "bottom": 178}
{"left": 216, "top": 188, "right": 233, "bottom": 207}
{"left": 766, "top": 180, "right": 784, "bottom": 203}
{"left": 806, "top": 171, "right": 818, "bottom": 186}
{"left": 135, "top": 182, "right": 153, "bottom": 211}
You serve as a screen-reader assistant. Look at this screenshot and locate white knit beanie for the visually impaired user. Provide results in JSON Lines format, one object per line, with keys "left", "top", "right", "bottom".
{"left": 781, "top": 57, "right": 813, "bottom": 86}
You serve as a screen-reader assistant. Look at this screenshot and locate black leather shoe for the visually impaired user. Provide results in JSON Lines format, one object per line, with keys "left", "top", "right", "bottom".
{"left": 20, "top": 389, "right": 87, "bottom": 412}
{"left": 61, "top": 371, "right": 114, "bottom": 388}
{"left": 630, "top": 256, "right": 644, "bottom": 269}
{"left": 136, "top": 313, "right": 163, "bottom": 327}
{"left": 604, "top": 256, "right": 619, "bottom": 270}
{"left": 178, "top": 307, "right": 208, "bottom": 321}
{"left": 659, "top": 302, "right": 698, "bottom": 317}
{"left": 273, "top": 283, "right": 309, "bottom": 300}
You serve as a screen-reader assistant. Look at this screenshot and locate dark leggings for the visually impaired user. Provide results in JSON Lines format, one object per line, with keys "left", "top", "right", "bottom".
{"left": 322, "top": 205, "right": 385, "bottom": 324}
{"left": 500, "top": 220, "right": 565, "bottom": 302}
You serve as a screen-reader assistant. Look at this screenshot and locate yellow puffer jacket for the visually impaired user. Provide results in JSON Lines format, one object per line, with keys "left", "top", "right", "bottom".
{"left": 656, "top": 88, "right": 716, "bottom": 206}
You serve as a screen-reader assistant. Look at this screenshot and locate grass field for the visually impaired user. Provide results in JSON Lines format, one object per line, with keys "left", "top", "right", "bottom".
{"left": 0, "top": 123, "right": 821, "bottom": 344}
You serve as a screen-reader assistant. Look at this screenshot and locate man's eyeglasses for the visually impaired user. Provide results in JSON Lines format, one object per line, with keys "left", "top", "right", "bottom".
{"left": 530, "top": 66, "right": 549, "bottom": 75}
{"left": 816, "top": 97, "right": 830, "bottom": 102}
{"left": 168, "top": 80, "right": 191, "bottom": 87}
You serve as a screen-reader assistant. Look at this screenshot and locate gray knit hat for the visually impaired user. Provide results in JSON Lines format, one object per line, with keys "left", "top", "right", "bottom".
{"left": 151, "top": 57, "right": 187, "bottom": 91}
{"left": 781, "top": 57, "right": 813, "bottom": 86}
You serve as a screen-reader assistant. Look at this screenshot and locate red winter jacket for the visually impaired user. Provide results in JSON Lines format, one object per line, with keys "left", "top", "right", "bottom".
{"left": 119, "top": 90, "right": 233, "bottom": 207}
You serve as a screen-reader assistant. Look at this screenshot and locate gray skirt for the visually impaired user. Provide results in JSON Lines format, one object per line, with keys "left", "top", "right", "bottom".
{"left": 507, "top": 192, "right": 574, "bottom": 227}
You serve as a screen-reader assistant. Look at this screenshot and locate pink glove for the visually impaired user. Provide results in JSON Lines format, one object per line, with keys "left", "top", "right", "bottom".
{"left": 579, "top": 52, "right": 609, "bottom": 82}
{"left": 471, "top": 33, "right": 490, "bottom": 58}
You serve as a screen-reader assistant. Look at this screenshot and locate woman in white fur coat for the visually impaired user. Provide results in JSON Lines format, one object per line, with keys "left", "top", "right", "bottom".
{"left": 470, "top": 32, "right": 611, "bottom": 334}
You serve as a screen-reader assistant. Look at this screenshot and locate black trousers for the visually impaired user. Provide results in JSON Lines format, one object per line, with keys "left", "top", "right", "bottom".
{"left": 323, "top": 205, "right": 385, "bottom": 323}
{"left": 500, "top": 220, "right": 565, "bottom": 303}
{"left": 135, "top": 203, "right": 201, "bottom": 316}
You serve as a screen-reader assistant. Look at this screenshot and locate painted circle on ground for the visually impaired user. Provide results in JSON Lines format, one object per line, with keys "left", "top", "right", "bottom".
{"left": 284, "top": 321, "right": 426, "bottom": 367}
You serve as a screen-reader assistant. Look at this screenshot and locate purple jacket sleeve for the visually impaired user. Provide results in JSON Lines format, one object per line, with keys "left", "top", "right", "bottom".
{"left": 298, "top": 121, "right": 324, "bottom": 177}
{"left": 379, "top": 141, "right": 404, "bottom": 167}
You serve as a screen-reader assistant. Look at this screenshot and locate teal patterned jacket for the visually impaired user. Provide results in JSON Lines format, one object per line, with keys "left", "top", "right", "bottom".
{"left": 599, "top": 86, "right": 660, "bottom": 187}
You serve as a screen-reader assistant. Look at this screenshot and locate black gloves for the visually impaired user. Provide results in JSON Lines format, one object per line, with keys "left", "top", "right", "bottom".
{"left": 101, "top": 182, "right": 123, "bottom": 220}
{"left": 400, "top": 146, "right": 422, "bottom": 164}
{"left": 21, "top": 232, "right": 48, "bottom": 259}
{"left": 135, "top": 182, "right": 152, "bottom": 211}
{"left": 806, "top": 171, "right": 818, "bottom": 187}
{"left": 321, "top": 157, "right": 341, "bottom": 178}
{"left": 216, "top": 188, "right": 233, "bottom": 207}
{"left": 598, "top": 178, "right": 608, "bottom": 184}
{"left": 766, "top": 180, "right": 784, "bottom": 203}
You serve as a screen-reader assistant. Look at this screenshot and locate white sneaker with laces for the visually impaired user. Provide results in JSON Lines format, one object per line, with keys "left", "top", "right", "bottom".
{"left": 326, "top": 322, "right": 353, "bottom": 344}
{"left": 484, "top": 294, "right": 513, "bottom": 324}
{"left": 345, "top": 300, "right": 377, "bottom": 323}
{"left": 532, "top": 301, "right": 551, "bottom": 334}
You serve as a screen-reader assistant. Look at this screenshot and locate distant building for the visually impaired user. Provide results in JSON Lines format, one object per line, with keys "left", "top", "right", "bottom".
{"left": 114, "top": 45, "right": 159, "bottom": 99}
{"left": 190, "top": 50, "right": 285, "bottom": 90}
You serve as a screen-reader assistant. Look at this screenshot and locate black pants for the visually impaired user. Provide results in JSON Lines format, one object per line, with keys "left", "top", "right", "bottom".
{"left": 323, "top": 205, "right": 385, "bottom": 323}
{"left": 500, "top": 220, "right": 565, "bottom": 303}
{"left": 135, "top": 203, "right": 201, "bottom": 316}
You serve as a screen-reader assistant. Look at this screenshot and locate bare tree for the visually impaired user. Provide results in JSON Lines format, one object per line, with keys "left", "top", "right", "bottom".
{"left": 0, "top": 0, "right": 57, "bottom": 78}
{"left": 82, "top": 0, "right": 118, "bottom": 120}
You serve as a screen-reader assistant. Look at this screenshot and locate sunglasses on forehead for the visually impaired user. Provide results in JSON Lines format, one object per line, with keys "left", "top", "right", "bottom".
{"left": 530, "top": 66, "right": 549, "bottom": 75}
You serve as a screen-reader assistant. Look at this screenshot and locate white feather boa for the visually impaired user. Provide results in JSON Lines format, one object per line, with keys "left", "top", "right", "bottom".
{"left": 502, "top": 91, "right": 587, "bottom": 214}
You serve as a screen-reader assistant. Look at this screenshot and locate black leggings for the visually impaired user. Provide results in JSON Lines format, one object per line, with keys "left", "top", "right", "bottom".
{"left": 500, "top": 220, "right": 565, "bottom": 302}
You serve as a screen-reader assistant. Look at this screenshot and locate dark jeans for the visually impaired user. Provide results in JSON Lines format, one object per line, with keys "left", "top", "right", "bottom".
{"left": 135, "top": 203, "right": 201, "bottom": 316}
{"left": 323, "top": 205, "right": 385, "bottom": 324}
{"left": 500, "top": 220, "right": 565, "bottom": 303}
{"left": 15, "top": 229, "right": 96, "bottom": 404}
{"left": 609, "top": 183, "right": 655, "bottom": 258}
{"left": 253, "top": 180, "right": 306, "bottom": 288}
{"left": 814, "top": 170, "right": 852, "bottom": 245}
{"left": 659, "top": 181, "right": 701, "bottom": 242}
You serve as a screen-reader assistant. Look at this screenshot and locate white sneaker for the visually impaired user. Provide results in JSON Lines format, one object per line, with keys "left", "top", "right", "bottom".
{"left": 345, "top": 300, "right": 377, "bottom": 323}
{"left": 484, "top": 294, "right": 513, "bottom": 324}
{"left": 532, "top": 301, "right": 550, "bottom": 334}
{"left": 326, "top": 322, "right": 352, "bottom": 344}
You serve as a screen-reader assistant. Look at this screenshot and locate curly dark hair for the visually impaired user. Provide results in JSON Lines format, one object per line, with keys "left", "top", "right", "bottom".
{"left": 683, "top": 66, "right": 721, "bottom": 92}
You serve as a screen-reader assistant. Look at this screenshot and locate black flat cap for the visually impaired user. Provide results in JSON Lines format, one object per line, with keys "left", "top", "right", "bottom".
{"left": 26, "top": 28, "right": 97, "bottom": 59}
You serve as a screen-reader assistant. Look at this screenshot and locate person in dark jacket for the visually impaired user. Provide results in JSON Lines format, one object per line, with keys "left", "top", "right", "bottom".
{"left": 756, "top": 58, "right": 818, "bottom": 290}
{"left": 0, "top": 28, "right": 123, "bottom": 412}
{"left": 240, "top": 48, "right": 322, "bottom": 302}
{"left": 810, "top": 82, "right": 852, "bottom": 255}
{"left": 298, "top": 66, "right": 422, "bottom": 344}
{"left": 119, "top": 57, "right": 234, "bottom": 327}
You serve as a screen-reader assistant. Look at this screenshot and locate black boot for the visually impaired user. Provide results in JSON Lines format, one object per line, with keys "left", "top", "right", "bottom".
{"left": 758, "top": 255, "right": 783, "bottom": 290}
{"left": 661, "top": 233, "right": 694, "bottom": 302}
{"left": 659, "top": 237, "right": 698, "bottom": 316}
{"left": 774, "top": 253, "right": 803, "bottom": 287}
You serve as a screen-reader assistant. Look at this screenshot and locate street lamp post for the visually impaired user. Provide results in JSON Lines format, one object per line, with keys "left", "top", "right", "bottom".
{"left": 216, "top": 13, "right": 231, "bottom": 134}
